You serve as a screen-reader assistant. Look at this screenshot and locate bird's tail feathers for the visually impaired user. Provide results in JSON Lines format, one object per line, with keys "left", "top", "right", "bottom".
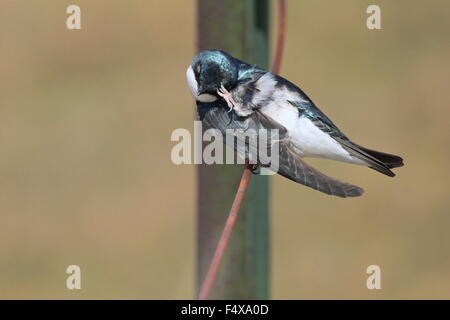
{"left": 354, "top": 144, "right": 404, "bottom": 169}
{"left": 336, "top": 138, "right": 404, "bottom": 177}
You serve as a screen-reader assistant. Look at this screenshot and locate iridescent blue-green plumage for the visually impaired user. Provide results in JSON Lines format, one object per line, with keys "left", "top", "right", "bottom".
{"left": 196, "top": 50, "right": 349, "bottom": 139}
{"left": 191, "top": 50, "right": 239, "bottom": 94}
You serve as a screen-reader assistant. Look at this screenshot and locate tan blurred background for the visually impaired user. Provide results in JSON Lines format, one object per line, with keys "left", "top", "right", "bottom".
{"left": 0, "top": 0, "right": 449, "bottom": 299}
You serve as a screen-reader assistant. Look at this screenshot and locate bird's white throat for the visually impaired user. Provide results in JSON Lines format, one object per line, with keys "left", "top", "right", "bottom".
{"left": 186, "top": 65, "right": 218, "bottom": 103}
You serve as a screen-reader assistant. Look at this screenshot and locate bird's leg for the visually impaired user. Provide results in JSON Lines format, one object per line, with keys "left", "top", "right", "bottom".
{"left": 250, "top": 164, "right": 261, "bottom": 175}
{"left": 217, "top": 83, "right": 235, "bottom": 113}
{"left": 245, "top": 160, "right": 260, "bottom": 174}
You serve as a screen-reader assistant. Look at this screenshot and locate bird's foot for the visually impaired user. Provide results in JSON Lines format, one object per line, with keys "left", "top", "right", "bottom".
{"left": 249, "top": 164, "right": 260, "bottom": 174}
{"left": 217, "top": 84, "right": 235, "bottom": 113}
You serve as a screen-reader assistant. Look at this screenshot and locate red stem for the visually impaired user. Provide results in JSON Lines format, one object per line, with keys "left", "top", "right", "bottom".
{"left": 272, "top": 0, "right": 286, "bottom": 75}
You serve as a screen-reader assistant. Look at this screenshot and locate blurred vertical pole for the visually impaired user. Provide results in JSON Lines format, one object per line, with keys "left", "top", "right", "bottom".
{"left": 197, "top": 0, "right": 270, "bottom": 299}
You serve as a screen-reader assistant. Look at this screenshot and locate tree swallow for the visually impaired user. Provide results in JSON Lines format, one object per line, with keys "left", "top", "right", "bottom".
{"left": 186, "top": 50, "right": 404, "bottom": 198}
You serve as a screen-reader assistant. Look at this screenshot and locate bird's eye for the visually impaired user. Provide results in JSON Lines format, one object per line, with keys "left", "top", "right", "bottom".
{"left": 195, "top": 64, "right": 201, "bottom": 75}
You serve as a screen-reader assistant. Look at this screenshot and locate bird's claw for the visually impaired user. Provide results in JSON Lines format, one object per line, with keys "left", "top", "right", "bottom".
{"left": 250, "top": 164, "right": 260, "bottom": 174}
{"left": 217, "top": 84, "right": 235, "bottom": 113}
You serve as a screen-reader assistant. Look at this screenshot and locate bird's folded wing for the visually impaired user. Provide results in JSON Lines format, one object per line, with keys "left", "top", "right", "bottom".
{"left": 200, "top": 105, "right": 364, "bottom": 198}
{"left": 252, "top": 111, "right": 364, "bottom": 198}
{"left": 274, "top": 140, "right": 364, "bottom": 197}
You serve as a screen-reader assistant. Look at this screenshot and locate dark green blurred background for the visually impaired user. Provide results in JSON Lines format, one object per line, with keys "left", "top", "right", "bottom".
{"left": 0, "top": 0, "right": 449, "bottom": 299}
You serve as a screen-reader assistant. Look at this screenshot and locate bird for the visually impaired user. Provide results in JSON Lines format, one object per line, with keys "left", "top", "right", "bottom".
{"left": 186, "top": 49, "right": 404, "bottom": 198}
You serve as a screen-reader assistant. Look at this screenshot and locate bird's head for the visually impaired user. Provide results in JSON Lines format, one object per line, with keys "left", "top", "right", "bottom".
{"left": 186, "top": 50, "right": 238, "bottom": 103}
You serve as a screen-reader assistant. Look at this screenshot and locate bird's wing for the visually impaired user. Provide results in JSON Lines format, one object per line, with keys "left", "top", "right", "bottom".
{"left": 252, "top": 111, "right": 364, "bottom": 198}
{"left": 232, "top": 70, "right": 348, "bottom": 139}
{"left": 256, "top": 75, "right": 402, "bottom": 179}
{"left": 275, "top": 138, "right": 364, "bottom": 197}
{"left": 272, "top": 74, "right": 349, "bottom": 140}
{"left": 199, "top": 103, "right": 364, "bottom": 197}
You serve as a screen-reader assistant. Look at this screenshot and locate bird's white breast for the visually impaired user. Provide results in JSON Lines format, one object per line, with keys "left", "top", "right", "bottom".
{"left": 259, "top": 86, "right": 363, "bottom": 164}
